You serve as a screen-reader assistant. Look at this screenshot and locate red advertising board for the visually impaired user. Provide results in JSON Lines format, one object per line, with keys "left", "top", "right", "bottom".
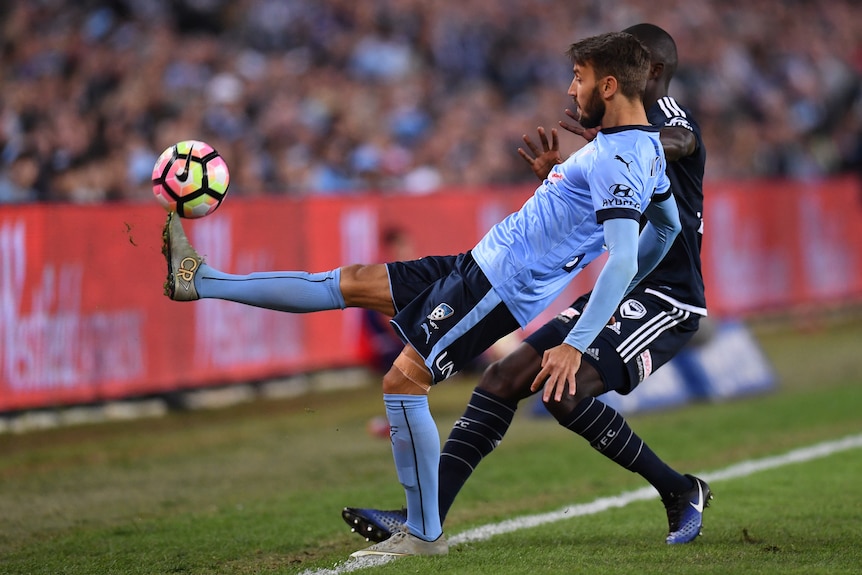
{"left": 1, "top": 176, "right": 861, "bottom": 410}
{"left": 702, "top": 176, "right": 862, "bottom": 315}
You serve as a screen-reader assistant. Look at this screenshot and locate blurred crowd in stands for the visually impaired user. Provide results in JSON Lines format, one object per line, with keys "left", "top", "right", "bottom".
{"left": 1, "top": 0, "right": 860, "bottom": 204}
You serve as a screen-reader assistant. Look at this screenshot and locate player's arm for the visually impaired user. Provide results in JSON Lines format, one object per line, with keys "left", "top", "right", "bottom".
{"left": 530, "top": 217, "right": 640, "bottom": 402}
{"left": 659, "top": 126, "right": 696, "bottom": 162}
{"left": 563, "top": 218, "right": 641, "bottom": 353}
{"left": 544, "top": 192, "right": 680, "bottom": 322}
{"left": 624, "top": 192, "right": 681, "bottom": 294}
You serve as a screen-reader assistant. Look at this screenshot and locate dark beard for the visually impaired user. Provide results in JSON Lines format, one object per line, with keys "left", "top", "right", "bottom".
{"left": 578, "top": 86, "right": 605, "bottom": 129}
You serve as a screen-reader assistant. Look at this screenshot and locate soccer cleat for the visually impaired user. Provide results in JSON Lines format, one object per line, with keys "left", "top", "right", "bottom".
{"left": 162, "top": 211, "right": 202, "bottom": 301}
{"left": 342, "top": 507, "right": 407, "bottom": 542}
{"left": 663, "top": 474, "right": 713, "bottom": 544}
{"left": 349, "top": 530, "right": 448, "bottom": 557}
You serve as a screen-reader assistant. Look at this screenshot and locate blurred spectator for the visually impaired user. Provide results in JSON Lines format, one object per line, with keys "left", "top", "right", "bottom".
{"left": 0, "top": 0, "right": 860, "bottom": 205}
{"left": 0, "top": 147, "right": 39, "bottom": 203}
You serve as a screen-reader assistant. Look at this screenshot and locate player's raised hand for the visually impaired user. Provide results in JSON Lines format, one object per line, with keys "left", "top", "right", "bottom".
{"left": 517, "top": 127, "right": 563, "bottom": 181}
{"left": 530, "top": 343, "right": 583, "bottom": 403}
{"left": 561, "top": 109, "right": 601, "bottom": 142}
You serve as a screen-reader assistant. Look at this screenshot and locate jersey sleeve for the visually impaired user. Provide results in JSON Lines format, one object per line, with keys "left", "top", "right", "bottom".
{"left": 652, "top": 169, "right": 671, "bottom": 202}
{"left": 563, "top": 218, "right": 640, "bottom": 351}
{"left": 656, "top": 96, "right": 695, "bottom": 133}
{"left": 589, "top": 156, "right": 647, "bottom": 223}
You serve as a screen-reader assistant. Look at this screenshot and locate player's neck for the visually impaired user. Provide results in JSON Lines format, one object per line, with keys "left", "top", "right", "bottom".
{"left": 644, "top": 89, "right": 669, "bottom": 110}
{"left": 601, "top": 98, "right": 649, "bottom": 129}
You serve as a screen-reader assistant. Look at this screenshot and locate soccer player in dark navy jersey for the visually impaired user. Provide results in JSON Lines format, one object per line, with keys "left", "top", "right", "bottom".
{"left": 343, "top": 23, "right": 713, "bottom": 547}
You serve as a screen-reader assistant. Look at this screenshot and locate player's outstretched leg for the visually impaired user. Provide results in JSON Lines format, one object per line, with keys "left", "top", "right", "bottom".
{"left": 161, "top": 212, "right": 352, "bottom": 312}
{"left": 162, "top": 212, "right": 202, "bottom": 301}
{"left": 662, "top": 474, "right": 713, "bottom": 544}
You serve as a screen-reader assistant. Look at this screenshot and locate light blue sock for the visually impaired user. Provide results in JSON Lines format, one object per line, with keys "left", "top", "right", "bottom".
{"left": 194, "top": 264, "right": 346, "bottom": 312}
{"left": 384, "top": 393, "right": 443, "bottom": 541}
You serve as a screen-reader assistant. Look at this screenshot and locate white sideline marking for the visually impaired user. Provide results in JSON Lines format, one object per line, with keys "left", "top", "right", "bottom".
{"left": 299, "top": 433, "right": 862, "bottom": 575}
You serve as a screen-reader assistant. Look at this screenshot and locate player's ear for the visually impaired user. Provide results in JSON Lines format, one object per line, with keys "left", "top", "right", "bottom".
{"left": 650, "top": 62, "right": 664, "bottom": 79}
{"left": 601, "top": 76, "right": 617, "bottom": 98}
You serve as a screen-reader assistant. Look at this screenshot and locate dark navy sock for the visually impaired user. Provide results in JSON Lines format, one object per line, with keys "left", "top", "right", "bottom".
{"left": 438, "top": 388, "right": 518, "bottom": 522}
{"left": 560, "top": 396, "right": 690, "bottom": 498}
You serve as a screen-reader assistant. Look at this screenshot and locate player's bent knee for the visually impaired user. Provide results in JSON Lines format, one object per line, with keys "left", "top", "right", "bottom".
{"left": 383, "top": 349, "right": 432, "bottom": 394}
{"left": 478, "top": 361, "right": 524, "bottom": 401}
{"left": 477, "top": 344, "right": 542, "bottom": 402}
{"left": 543, "top": 362, "right": 606, "bottom": 420}
{"left": 543, "top": 394, "right": 579, "bottom": 419}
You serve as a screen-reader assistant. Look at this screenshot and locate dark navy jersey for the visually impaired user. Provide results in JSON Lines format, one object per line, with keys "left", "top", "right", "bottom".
{"left": 637, "top": 96, "right": 707, "bottom": 314}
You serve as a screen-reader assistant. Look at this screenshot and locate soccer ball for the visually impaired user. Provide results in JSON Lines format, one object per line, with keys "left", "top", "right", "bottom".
{"left": 151, "top": 140, "right": 230, "bottom": 218}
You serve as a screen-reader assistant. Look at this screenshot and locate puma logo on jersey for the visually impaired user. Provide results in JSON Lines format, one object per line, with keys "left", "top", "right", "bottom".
{"left": 614, "top": 154, "right": 633, "bottom": 171}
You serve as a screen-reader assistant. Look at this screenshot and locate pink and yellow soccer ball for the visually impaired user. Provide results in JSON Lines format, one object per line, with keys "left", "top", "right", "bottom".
{"left": 151, "top": 140, "right": 230, "bottom": 218}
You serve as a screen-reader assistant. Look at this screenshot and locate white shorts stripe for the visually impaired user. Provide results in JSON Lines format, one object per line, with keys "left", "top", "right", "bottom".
{"left": 620, "top": 309, "right": 688, "bottom": 362}
{"left": 619, "top": 313, "right": 678, "bottom": 362}
{"left": 622, "top": 311, "right": 690, "bottom": 363}
{"left": 615, "top": 310, "right": 675, "bottom": 357}
{"left": 617, "top": 308, "right": 689, "bottom": 362}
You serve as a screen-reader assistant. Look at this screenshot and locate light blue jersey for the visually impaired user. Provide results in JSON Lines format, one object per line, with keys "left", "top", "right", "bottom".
{"left": 472, "top": 125, "right": 669, "bottom": 328}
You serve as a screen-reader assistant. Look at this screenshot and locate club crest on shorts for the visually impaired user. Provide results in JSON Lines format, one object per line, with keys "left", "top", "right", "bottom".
{"left": 421, "top": 303, "right": 455, "bottom": 344}
{"left": 619, "top": 299, "right": 647, "bottom": 319}
{"left": 428, "top": 303, "right": 454, "bottom": 321}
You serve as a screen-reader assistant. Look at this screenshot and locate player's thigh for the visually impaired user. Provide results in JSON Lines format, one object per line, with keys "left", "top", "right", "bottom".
{"left": 339, "top": 263, "right": 393, "bottom": 313}
{"left": 478, "top": 304, "right": 603, "bottom": 403}
{"left": 478, "top": 343, "right": 543, "bottom": 402}
{"left": 387, "top": 255, "right": 462, "bottom": 310}
{"left": 340, "top": 255, "right": 461, "bottom": 315}
{"left": 391, "top": 253, "right": 519, "bottom": 383}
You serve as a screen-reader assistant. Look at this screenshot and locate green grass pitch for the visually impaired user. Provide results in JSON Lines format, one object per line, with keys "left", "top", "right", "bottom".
{"left": 1, "top": 315, "right": 861, "bottom": 574}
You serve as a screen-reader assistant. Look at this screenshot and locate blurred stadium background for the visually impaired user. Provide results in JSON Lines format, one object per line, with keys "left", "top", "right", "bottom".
{"left": 1, "top": 0, "right": 861, "bottom": 422}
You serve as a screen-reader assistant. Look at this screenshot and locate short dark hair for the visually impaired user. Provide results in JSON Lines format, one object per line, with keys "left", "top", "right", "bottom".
{"left": 622, "top": 23, "right": 679, "bottom": 78}
{"left": 566, "top": 32, "right": 651, "bottom": 99}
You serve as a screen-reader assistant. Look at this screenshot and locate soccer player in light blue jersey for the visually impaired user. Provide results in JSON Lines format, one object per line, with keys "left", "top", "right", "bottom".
{"left": 344, "top": 23, "right": 713, "bottom": 548}
{"left": 162, "top": 31, "right": 681, "bottom": 557}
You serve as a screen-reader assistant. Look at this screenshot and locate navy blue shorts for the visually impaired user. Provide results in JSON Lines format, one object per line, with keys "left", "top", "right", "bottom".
{"left": 524, "top": 289, "right": 701, "bottom": 395}
{"left": 387, "top": 252, "right": 520, "bottom": 383}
